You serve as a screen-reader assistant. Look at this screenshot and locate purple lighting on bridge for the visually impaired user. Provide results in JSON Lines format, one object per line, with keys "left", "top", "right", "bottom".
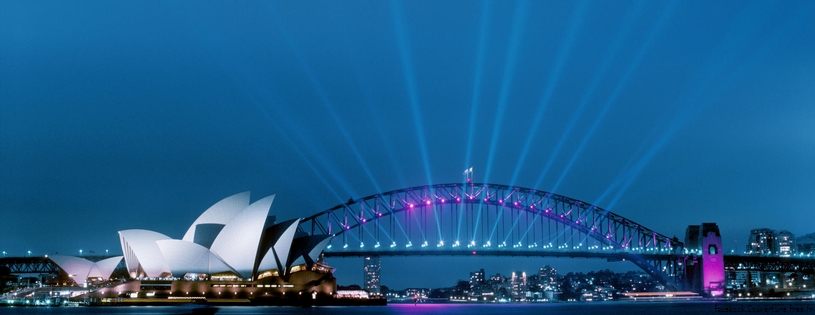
{"left": 301, "top": 183, "right": 710, "bottom": 295}
{"left": 701, "top": 224, "right": 725, "bottom": 297}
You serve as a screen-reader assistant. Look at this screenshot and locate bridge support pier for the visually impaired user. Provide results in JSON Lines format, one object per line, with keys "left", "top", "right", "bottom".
{"left": 684, "top": 223, "right": 725, "bottom": 297}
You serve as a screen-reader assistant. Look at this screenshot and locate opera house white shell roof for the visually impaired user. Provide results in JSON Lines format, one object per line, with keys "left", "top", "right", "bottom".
{"left": 182, "top": 191, "right": 250, "bottom": 246}
{"left": 49, "top": 255, "right": 124, "bottom": 285}
{"left": 209, "top": 194, "right": 276, "bottom": 278}
{"left": 119, "top": 229, "right": 172, "bottom": 278}
{"left": 111, "top": 192, "right": 332, "bottom": 280}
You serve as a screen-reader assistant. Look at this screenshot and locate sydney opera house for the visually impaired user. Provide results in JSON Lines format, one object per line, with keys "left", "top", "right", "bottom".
{"left": 48, "top": 192, "right": 339, "bottom": 303}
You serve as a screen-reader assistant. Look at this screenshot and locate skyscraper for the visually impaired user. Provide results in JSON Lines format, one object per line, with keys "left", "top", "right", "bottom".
{"left": 747, "top": 228, "right": 775, "bottom": 255}
{"left": 539, "top": 265, "right": 559, "bottom": 291}
{"left": 510, "top": 271, "right": 526, "bottom": 301}
{"left": 363, "top": 256, "right": 380, "bottom": 294}
{"left": 469, "top": 268, "right": 485, "bottom": 297}
{"left": 746, "top": 228, "right": 797, "bottom": 256}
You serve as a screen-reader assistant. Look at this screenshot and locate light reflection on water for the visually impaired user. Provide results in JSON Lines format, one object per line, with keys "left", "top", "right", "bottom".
{"left": 2, "top": 301, "right": 815, "bottom": 315}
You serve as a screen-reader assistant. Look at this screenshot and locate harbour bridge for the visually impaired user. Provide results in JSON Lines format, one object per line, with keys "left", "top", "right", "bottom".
{"left": 296, "top": 183, "right": 814, "bottom": 294}
{"left": 3, "top": 183, "right": 813, "bottom": 296}
{"left": 297, "top": 183, "right": 686, "bottom": 290}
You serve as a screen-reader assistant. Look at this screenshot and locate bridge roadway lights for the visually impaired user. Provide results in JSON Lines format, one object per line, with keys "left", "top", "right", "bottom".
{"left": 304, "top": 183, "right": 704, "bottom": 293}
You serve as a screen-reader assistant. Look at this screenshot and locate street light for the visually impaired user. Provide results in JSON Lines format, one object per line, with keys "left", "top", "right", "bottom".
{"left": 106, "top": 249, "right": 109, "bottom": 256}
{"left": 2, "top": 251, "right": 6, "bottom": 257}
{"left": 27, "top": 250, "right": 31, "bottom": 257}
{"left": 79, "top": 249, "right": 82, "bottom": 256}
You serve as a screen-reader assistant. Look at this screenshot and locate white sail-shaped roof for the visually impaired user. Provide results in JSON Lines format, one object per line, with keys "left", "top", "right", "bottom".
{"left": 273, "top": 218, "right": 300, "bottom": 270}
{"left": 50, "top": 255, "right": 95, "bottom": 285}
{"left": 306, "top": 236, "right": 332, "bottom": 265}
{"left": 87, "top": 264, "right": 102, "bottom": 279}
{"left": 156, "top": 239, "right": 237, "bottom": 277}
{"left": 287, "top": 235, "right": 333, "bottom": 270}
{"left": 256, "top": 219, "right": 300, "bottom": 273}
{"left": 93, "top": 256, "right": 123, "bottom": 279}
{"left": 119, "top": 229, "right": 172, "bottom": 278}
{"left": 209, "top": 195, "right": 275, "bottom": 278}
{"left": 50, "top": 255, "right": 124, "bottom": 285}
{"left": 182, "top": 191, "right": 251, "bottom": 244}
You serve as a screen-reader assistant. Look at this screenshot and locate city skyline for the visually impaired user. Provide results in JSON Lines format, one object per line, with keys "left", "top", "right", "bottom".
{"left": 2, "top": 0, "right": 814, "bottom": 289}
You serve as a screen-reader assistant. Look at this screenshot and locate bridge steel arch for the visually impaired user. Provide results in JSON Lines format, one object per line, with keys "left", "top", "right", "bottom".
{"left": 299, "top": 183, "right": 686, "bottom": 290}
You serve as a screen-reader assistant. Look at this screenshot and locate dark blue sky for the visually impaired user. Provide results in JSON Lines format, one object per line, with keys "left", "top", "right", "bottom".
{"left": 1, "top": 0, "right": 813, "bottom": 288}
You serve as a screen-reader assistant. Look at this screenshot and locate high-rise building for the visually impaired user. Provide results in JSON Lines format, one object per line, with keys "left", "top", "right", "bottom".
{"left": 746, "top": 228, "right": 775, "bottom": 255}
{"left": 363, "top": 256, "right": 380, "bottom": 294}
{"left": 538, "top": 265, "right": 559, "bottom": 291}
{"left": 775, "top": 230, "right": 795, "bottom": 257}
{"left": 746, "top": 228, "right": 799, "bottom": 256}
{"left": 510, "top": 271, "right": 526, "bottom": 301}
{"left": 469, "top": 268, "right": 485, "bottom": 297}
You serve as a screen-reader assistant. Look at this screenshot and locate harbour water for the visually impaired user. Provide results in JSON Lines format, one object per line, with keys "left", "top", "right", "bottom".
{"left": 2, "top": 301, "right": 815, "bottom": 315}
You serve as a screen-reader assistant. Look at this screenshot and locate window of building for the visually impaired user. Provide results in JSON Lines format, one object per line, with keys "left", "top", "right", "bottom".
{"left": 708, "top": 245, "right": 718, "bottom": 255}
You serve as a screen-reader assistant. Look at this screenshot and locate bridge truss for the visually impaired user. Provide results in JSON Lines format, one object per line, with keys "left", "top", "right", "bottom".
{"left": 299, "top": 183, "right": 686, "bottom": 289}
{"left": 0, "top": 257, "right": 61, "bottom": 274}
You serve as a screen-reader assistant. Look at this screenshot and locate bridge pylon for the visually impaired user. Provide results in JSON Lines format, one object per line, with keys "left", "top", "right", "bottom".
{"left": 683, "top": 223, "right": 725, "bottom": 297}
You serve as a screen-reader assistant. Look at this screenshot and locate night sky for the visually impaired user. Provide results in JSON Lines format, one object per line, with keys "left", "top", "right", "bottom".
{"left": 1, "top": 1, "right": 814, "bottom": 289}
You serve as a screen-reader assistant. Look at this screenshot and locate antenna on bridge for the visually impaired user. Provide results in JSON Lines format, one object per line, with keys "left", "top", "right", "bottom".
{"left": 463, "top": 167, "right": 473, "bottom": 183}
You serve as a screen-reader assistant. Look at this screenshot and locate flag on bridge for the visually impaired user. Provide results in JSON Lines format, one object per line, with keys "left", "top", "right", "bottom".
{"left": 463, "top": 167, "right": 473, "bottom": 182}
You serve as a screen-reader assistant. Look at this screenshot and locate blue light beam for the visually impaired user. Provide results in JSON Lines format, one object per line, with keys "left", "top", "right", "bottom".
{"left": 389, "top": 0, "right": 433, "bottom": 186}
{"left": 483, "top": 0, "right": 529, "bottom": 184}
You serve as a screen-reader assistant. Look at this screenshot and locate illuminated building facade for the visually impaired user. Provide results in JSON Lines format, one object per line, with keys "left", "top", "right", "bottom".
{"left": 774, "top": 230, "right": 795, "bottom": 257}
{"left": 538, "top": 265, "right": 559, "bottom": 291}
{"left": 746, "top": 228, "right": 775, "bottom": 255}
{"left": 363, "top": 256, "right": 380, "bottom": 294}
{"left": 469, "top": 268, "right": 485, "bottom": 297}
{"left": 746, "top": 228, "right": 797, "bottom": 256}
{"left": 510, "top": 271, "right": 526, "bottom": 301}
